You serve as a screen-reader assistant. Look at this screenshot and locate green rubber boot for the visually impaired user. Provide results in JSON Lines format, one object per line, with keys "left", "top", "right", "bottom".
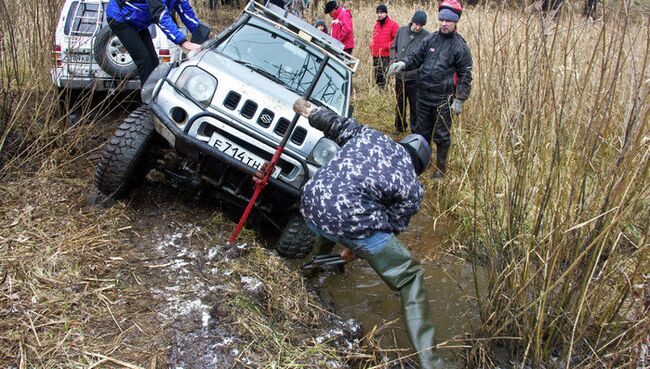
{"left": 366, "top": 236, "right": 447, "bottom": 369}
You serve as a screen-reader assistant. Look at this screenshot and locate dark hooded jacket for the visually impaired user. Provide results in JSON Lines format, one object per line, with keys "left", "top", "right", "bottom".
{"left": 401, "top": 31, "right": 473, "bottom": 100}
{"left": 300, "top": 109, "right": 424, "bottom": 239}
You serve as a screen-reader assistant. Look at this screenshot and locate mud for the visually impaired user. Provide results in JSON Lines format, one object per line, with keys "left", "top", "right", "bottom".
{"left": 21, "top": 95, "right": 479, "bottom": 368}
{"left": 318, "top": 211, "right": 486, "bottom": 365}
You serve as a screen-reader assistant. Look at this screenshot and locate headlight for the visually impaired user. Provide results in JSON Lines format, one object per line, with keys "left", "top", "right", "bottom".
{"left": 176, "top": 66, "right": 217, "bottom": 106}
{"left": 307, "top": 138, "right": 340, "bottom": 167}
{"left": 141, "top": 63, "right": 172, "bottom": 104}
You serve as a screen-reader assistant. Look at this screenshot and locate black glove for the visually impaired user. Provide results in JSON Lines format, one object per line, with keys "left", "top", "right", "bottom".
{"left": 191, "top": 24, "right": 211, "bottom": 44}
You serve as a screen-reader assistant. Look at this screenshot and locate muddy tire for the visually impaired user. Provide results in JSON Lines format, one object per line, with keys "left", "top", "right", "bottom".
{"left": 95, "top": 106, "right": 157, "bottom": 199}
{"left": 275, "top": 215, "right": 315, "bottom": 259}
{"left": 94, "top": 26, "right": 137, "bottom": 79}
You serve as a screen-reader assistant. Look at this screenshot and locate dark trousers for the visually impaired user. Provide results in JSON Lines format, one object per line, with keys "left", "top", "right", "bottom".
{"left": 344, "top": 48, "right": 353, "bottom": 55}
{"left": 394, "top": 78, "right": 418, "bottom": 132}
{"left": 108, "top": 20, "right": 159, "bottom": 84}
{"left": 373, "top": 56, "right": 390, "bottom": 88}
{"left": 414, "top": 94, "right": 453, "bottom": 146}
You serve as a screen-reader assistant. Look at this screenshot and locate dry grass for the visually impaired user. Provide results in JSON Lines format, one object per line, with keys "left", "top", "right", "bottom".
{"left": 309, "top": 1, "right": 649, "bottom": 367}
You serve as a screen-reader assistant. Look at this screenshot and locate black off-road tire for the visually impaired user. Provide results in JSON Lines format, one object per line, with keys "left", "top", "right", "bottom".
{"left": 94, "top": 26, "right": 137, "bottom": 79}
{"left": 275, "top": 215, "right": 316, "bottom": 259}
{"left": 95, "top": 106, "right": 157, "bottom": 199}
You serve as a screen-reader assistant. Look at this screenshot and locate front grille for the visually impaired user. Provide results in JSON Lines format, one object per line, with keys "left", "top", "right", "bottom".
{"left": 223, "top": 91, "right": 241, "bottom": 110}
{"left": 241, "top": 100, "right": 258, "bottom": 119}
{"left": 274, "top": 117, "right": 290, "bottom": 136}
{"left": 257, "top": 109, "right": 274, "bottom": 128}
{"left": 290, "top": 127, "right": 307, "bottom": 145}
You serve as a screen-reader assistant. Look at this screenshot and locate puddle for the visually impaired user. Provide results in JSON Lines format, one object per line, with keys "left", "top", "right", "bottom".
{"left": 320, "top": 212, "right": 485, "bottom": 361}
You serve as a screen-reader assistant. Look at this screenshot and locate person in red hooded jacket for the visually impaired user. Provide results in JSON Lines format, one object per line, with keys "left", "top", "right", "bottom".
{"left": 370, "top": 4, "right": 399, "bottom": 88}
{"left": 324, "top": 1, "right": 355, "bottom": 54}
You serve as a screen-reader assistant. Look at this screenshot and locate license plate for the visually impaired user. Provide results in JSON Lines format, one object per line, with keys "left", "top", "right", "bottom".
{"left": 208, "top": 133, "right": 281, "bottom": 178}
{"left": 67, "top": 53, "right": 91, "bottom": 63}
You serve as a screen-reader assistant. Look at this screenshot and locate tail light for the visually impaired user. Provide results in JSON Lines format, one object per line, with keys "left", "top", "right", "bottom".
{"left": 159, "top": 49, "right": 171, "bottom": 63}
{"left": 52, "top": 45, "right": 62, "bottom": 67}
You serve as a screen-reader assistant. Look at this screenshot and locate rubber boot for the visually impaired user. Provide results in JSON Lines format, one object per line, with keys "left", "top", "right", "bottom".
{"left": 432, "top": 144, "right": 449, "bottom": 179}
{"left": 366, "top": 236, "right": 446, "bottom": 369}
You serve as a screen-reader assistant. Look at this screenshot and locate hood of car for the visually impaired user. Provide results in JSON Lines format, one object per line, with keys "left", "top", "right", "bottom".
{"left": 190, "top": 51, "right": 323, "bottom": 157}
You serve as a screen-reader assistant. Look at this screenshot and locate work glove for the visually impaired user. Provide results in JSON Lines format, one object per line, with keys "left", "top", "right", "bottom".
{"left": 293, "top": 98, "right": 320, "bottom": 118}
{"left": 450, "top": 99, "right": 464, "bottom": 115}
{"left": 386, "top": 61, "right": 406, "bottom": 77}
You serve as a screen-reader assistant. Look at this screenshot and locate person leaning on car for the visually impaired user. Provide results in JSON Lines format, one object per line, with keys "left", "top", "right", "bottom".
{"left": 106, "top": 0, "right": 209, "bottom": 84}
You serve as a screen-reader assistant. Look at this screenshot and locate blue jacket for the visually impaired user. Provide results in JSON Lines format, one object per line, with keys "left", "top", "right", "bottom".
{"left": 300, "top": 109, "right": 424, "bottom": 239}
{"left": 106, "top": 0, "right": 201, "bottom": 45}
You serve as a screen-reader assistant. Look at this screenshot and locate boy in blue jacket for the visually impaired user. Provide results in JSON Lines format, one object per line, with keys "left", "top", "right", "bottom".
{"left": 293, "top": 98, "right": 446, "bottom": 369}
{"left": 106, "top": 0, "right": 207, "bottom": 83}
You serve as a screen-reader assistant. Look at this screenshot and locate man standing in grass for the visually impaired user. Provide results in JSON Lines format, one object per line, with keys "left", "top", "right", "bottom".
{"left": 370, "top": 4, "right": 399, "bottom": 88}
{"left": 388, "top": 0, "right": 473, "bottom": 179}
{"left": 324, "top": 1, "right": 355, "bottom": 55}
{"left": 390, "top": 10, "right": 430, "bottom": 134}
{"left": 293, "top": 98, "right": 446, "bottom": 369}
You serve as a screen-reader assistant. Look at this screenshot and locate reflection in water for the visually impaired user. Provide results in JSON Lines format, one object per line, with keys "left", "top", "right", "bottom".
{"left": 320, "top": 212, "right": 485, "bottom": 361}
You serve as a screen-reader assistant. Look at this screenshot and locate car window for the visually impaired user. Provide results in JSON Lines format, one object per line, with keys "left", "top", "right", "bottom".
{"left": 215, "top": 22, "right": 349, "bottom": 114}
{"left": 64, "top": 1, "right": 104, "bottom": 36}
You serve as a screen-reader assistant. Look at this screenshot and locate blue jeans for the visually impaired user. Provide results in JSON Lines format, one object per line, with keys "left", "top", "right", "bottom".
{"left": 306, "top": 220, "right": 393, "bottom": 259}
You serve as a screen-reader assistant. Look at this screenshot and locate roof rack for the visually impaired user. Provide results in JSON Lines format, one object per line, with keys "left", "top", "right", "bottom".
{"left": 244, "top": 0, "right": 359, "bottom": 72}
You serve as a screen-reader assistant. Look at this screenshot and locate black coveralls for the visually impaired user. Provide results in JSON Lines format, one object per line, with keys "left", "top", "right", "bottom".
{"left": 401, "top": 31, "right": 472, "bottom": 147}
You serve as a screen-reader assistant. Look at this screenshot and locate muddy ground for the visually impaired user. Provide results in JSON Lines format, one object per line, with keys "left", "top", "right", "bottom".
{"left": 0, "top": 102, "right": 421, "bottom": 368}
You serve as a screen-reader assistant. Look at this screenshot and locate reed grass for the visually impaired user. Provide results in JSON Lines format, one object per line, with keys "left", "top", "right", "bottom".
{"left": 1, "top": 0, "right": 648, "bottom": 367}
{"left": 309, "top": 1, "right": 648, "bottom": 367}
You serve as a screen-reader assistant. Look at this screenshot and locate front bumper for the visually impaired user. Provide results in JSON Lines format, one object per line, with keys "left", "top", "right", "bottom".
{"left": 150, "top": 92, "right": 304, "bottom": 199}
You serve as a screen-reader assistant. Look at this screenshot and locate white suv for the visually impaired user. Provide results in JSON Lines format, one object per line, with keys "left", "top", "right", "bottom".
{"left": 51, "top": 0, "right": 184, "bottom": 92}
{"left": 95, "top": 1, "right": 359, "bottom": 258}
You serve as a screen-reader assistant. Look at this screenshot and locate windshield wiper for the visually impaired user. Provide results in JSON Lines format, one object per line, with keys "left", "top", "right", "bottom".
{"left": 234, "top": 60, "right": 288, "bottom": 88}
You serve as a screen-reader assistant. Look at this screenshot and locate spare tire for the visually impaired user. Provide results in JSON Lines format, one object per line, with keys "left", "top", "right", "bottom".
{"left": 94, "top": 26, "right": 137, "bottom": 79}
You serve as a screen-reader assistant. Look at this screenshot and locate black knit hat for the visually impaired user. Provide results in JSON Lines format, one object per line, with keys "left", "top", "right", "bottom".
{"left": 324, "top": 1, "right": 338, "bottom": 14}
{"left": 411, "top": 10, "right": 427, "bottom": 25}
{"left": 376, "top": 4, "right": 388, "bottom": 13}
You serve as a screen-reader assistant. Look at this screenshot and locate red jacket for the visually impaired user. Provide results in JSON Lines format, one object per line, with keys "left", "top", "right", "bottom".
{"left": 370, "top": 16, "right": 399, "bottom": 57}
{"left": 330, "top": 7, "right": 355, "bottom": 50}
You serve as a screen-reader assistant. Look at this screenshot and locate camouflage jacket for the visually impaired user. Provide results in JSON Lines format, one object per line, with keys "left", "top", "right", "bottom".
{"left": 300, "top": 109, "right": 424, "bottom": 239}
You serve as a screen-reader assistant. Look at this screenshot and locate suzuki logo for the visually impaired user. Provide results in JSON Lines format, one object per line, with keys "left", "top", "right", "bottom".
{"left": 260, "top": 114, "right": 272, "bottom": 125}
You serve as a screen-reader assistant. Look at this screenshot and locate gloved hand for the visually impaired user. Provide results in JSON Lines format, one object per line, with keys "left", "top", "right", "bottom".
{"left": 386, "top": 61, "right": 406, "bottom": 77}
{"left": 293, "top": 98, "right": 320, "bottom": 118}
{"left": 450, "top": 99, "right": 464, "bottom": 115}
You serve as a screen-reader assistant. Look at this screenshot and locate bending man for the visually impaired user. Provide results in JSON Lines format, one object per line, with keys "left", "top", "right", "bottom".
{"left": 294, "top": 98, "right": 446, "bottom": 369}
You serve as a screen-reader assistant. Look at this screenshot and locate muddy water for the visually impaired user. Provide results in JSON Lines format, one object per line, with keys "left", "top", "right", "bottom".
{"left": 319, "top": 212, "right": 485, "bottom": 362}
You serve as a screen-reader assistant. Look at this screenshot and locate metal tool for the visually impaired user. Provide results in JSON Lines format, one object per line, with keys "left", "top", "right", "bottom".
{"left": 302, "top": 253, "right": 348, "bottom": 270}
{"left": 228, "top": 55, "right": 331, "bottom": 244}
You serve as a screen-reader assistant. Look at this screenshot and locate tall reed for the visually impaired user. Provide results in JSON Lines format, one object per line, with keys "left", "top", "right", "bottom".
{"left": 307, "top": 2, "right": 648, "bottom": 367}
{"left": 454, "top": 4, "right": 648, "bottom": 368}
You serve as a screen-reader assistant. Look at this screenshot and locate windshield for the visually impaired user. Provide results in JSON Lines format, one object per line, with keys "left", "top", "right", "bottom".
{"left": 215, "top": 21, "right": 349, "bottom": 114}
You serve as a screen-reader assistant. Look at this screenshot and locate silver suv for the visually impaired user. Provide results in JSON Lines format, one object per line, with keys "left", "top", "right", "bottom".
{"left": 95, "top": 1, "right": 358, "bottom": 258}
